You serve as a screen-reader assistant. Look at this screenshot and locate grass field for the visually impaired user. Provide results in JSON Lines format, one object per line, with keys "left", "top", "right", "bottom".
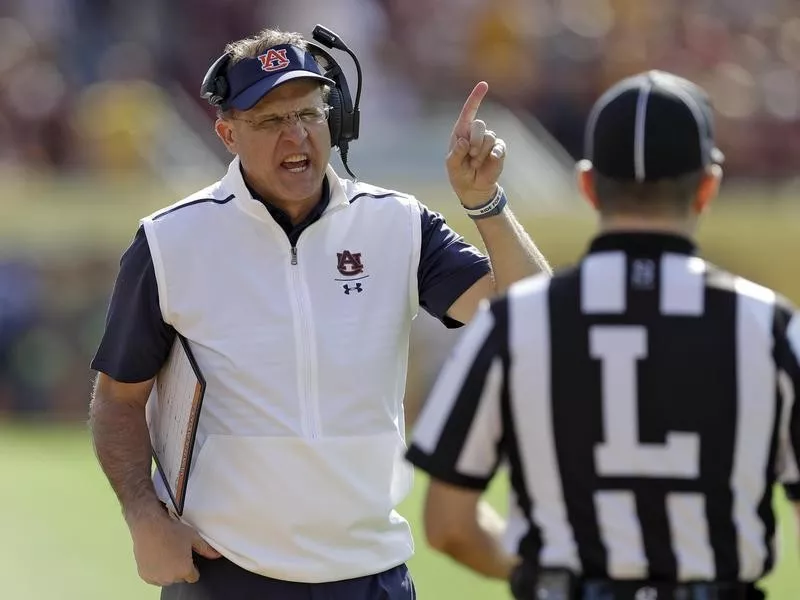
{"left": 1, "top": 422, "right": 797, "bottom": 599}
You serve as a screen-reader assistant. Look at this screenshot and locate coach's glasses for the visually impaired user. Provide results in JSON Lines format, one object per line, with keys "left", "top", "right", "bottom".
{"left": 234, "top": 105, "right": 331, "bottom": 133}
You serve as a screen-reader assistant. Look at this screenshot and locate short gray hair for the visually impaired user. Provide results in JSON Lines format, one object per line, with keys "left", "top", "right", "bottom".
{"left": 225, "top": 28, "right": 308, "bottom": 67}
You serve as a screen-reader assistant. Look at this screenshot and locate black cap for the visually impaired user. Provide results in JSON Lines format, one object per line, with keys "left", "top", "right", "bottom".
{"left": 585, "top": 70, "right": 724, "bottom": 182}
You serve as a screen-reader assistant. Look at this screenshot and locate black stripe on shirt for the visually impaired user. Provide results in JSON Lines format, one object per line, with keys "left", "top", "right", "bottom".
{"left": 694, "top": 267, "right": 741, "bottom": 581}
{"left": 774, "top": 297, "right": 800, "bottom": 501}
{"left": 549, "top": 266, "right": 608, "bottom": 578}
{"left": 496, "top": 297, "right": 543, "bottom": 560}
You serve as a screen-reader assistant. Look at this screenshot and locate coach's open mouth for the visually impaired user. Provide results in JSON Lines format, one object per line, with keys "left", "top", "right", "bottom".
{"left": 281, "top": 154, "right": 310, "bottom": 173}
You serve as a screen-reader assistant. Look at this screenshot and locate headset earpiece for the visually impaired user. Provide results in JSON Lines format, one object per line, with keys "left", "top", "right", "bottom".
{"left": 326, "top": 87, "right": 343, "bottom": 146}
{"left": 306, "top": 42, "right": 358, "bottom": 150}
{"left": 201, "top": 53, "right": 232, "bottom": 107}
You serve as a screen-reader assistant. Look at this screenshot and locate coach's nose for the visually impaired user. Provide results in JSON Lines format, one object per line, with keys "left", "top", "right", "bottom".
{"left": 281, "top": 117, "right": 309, "bottom": 144}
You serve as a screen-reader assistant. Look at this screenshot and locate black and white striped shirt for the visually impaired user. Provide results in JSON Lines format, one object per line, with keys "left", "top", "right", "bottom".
{"left": 406, "top": 232, "right": 800, "bottom": 583}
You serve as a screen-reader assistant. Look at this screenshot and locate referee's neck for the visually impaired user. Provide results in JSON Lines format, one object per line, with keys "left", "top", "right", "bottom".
{"left": 597, "top": 216, "right": 696, "bottom": 240}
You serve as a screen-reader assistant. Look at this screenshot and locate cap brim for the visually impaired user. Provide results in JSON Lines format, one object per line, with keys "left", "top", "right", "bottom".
{"left": 227, "top": 71, "right": 335, "bottom": 111}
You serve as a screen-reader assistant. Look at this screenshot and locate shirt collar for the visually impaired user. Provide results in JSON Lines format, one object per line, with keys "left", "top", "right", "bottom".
{"left": 587, "top": 231, "right": 697, "bottom": 256}
{"left": 224, "top": 156, "right": 350, "bottom": 224}
{"left": 242, "top": 165, "right": 330, "bottom": 234}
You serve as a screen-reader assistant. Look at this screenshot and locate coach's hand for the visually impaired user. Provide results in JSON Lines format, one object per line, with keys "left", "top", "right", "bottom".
{"left": 129, "top": 508, "right": 221, "bottom": 586}
{"left": 446, "top": 81, "right": 507, "bottom": 209}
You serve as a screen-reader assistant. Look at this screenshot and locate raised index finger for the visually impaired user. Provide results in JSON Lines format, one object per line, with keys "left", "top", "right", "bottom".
{"left": 453, "top": 81, "right": 489, "bottom": 136}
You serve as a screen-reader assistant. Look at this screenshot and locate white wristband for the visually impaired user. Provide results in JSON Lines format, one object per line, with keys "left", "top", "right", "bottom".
{"left": 462, "top": 186, "right": 507, "bottom": 220}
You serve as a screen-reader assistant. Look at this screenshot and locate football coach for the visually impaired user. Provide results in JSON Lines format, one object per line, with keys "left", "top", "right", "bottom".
{"left": 88, "top": 25, "right": 551, "bottom": 600}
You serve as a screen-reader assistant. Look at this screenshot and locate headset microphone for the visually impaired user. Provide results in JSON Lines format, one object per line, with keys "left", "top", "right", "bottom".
{"left": 311, "top": 26, "right": 343, "bottom": 51}
{"left": 311, "top": 25, "right": 362, "bottom": 180}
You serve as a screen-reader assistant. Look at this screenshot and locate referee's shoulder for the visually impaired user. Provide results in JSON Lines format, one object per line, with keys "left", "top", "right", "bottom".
{"left": 498, "top": 266, "right": 578, "bottom": 314}
{"left": 507, "top": 266, "right": 578, "bottom": 298}
{"left": 703, "top": 261, "right": 794, "bottom": 311}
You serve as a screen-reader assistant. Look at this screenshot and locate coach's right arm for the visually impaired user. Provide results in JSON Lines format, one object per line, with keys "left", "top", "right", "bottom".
{"left": 89, "top": 228, "right": 220, "bottom": 586}
{"left": 776, "top": 300, "right": 800, "bottom": 547}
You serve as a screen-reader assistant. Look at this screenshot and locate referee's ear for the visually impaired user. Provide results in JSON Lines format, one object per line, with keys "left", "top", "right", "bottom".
{"left": 693, "top": 164, "right": 723, "bottom": 215}
{"left": 575, "top": 159, "right": 600, "bottom": 210}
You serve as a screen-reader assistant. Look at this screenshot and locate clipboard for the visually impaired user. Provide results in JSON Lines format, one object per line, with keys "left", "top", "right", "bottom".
{"left": 145, "top": 334, "right": 206, "bottom": 516}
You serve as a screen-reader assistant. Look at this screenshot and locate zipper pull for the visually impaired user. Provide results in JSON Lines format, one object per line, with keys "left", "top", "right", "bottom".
{"left": 291, "top": 246, "right": 298, "bottom": 265}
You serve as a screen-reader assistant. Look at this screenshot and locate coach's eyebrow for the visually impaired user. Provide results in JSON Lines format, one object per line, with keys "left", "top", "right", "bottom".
{"left": 246, "top": 111, "right": 281, "bottom": 121}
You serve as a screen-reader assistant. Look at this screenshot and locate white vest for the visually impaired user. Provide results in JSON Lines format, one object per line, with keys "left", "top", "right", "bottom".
{"left": 142, "top": 157, "right": 422, "bottom": 582}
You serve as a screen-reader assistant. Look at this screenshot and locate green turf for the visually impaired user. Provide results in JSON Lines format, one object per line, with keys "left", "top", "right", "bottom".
{"left": 0, "top": 423, "right": 797, "bottom": 599}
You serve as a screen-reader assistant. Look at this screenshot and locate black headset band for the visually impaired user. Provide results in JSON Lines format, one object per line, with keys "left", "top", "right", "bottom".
{"left": 305, "top": 42, "right": 354, "bottom": 116}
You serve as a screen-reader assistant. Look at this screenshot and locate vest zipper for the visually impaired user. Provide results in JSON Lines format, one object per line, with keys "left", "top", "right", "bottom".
{"left": 284, "top": 203, "right": 349, "bottom": 438}
{"left": 287, "top": 242, "right": 321, "bottom": 438}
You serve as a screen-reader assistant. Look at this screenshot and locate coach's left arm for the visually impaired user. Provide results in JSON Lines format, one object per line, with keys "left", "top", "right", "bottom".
{"left": 445, "top": 82, "right": 551, "bottom": 324}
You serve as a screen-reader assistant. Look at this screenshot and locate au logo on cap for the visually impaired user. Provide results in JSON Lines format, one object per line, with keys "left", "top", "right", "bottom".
{"left": 258, "top": 49, "right": 291, "bottom": 72}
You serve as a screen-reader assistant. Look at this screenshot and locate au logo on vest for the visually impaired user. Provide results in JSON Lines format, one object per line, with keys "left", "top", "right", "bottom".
{"left": 337, "top": 250, "right": 364, "bottom": 276}
{"left": 335, "top": 250, "right": 368, "bottom": 295}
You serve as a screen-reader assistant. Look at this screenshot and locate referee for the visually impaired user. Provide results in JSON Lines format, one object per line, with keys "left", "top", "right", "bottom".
{"left": 405, "top": 70, "right": 800, "bottom": 600}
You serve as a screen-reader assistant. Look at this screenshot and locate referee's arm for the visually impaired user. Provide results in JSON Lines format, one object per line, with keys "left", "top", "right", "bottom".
{"left": 776, "top": 303, "right": 800, "bottom": 537}
{"left": 405, "top": 299, "right": 517, "bottom": 579}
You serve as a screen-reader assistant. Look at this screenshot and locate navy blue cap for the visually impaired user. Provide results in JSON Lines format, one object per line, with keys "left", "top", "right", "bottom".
{"left": 585, "top": 70, "right": 725, "bottom": 182}
{"left": 224, "top": 44, "right": 335, "bottom": 111}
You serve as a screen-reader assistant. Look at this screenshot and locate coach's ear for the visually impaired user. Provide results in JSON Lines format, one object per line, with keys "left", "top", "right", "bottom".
{"left": 576, "top": 160, "right": 599, "bottom": 210}
{"left": 214, "top": 117, "right": 238, "bottom": 156}
{"left": 694, "top": 164, "right": 723, "bottom": 215}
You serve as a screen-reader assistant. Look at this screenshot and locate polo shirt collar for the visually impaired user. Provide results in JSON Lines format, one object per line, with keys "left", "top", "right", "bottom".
{"left": 225, "top": 155, "right": 350, "bottom": 224}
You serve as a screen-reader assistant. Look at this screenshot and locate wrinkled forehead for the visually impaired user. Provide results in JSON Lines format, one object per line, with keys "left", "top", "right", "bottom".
{"left": 246, "top": 80, "right": 325, "bottom": 116}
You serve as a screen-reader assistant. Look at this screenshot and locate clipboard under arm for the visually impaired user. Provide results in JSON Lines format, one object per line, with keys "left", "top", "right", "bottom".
{"left": 145, "top": 334, "right": 206, "bottom": 516}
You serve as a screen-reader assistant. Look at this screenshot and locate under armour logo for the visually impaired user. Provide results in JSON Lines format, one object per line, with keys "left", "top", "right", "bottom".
{"left": 343, "top": 283, "right": 363, "bottom": 295}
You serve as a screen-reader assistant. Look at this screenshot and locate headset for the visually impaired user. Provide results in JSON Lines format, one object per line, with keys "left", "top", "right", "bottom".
{"left": 200, "top": 24, "right": 362, "bottom": 179}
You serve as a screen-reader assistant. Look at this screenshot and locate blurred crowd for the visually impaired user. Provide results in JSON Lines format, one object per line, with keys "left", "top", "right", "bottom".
{"left": 0, "top": 255, "right": 115, "bottom": 417}
{"left": 2, "top": 0, "right": 800, "bottom": 178}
